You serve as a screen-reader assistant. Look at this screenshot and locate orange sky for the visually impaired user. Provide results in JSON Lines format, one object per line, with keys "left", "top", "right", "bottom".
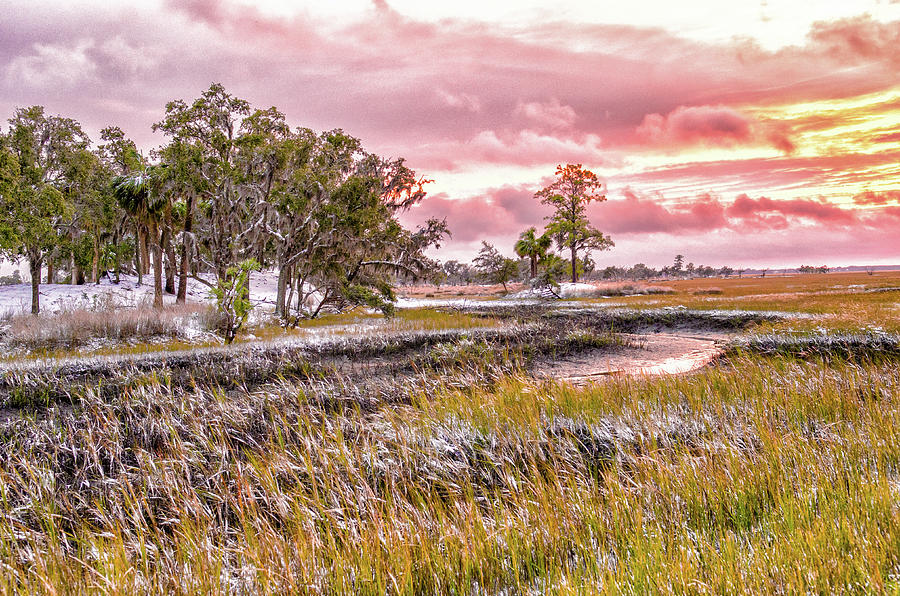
{"left": 1, "top": 0, "right": 898, "bottom": 267}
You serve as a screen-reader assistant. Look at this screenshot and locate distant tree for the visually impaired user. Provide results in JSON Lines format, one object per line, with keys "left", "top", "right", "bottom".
{"left": 473, "top": 241, "right": 518, "bottom": 293}
{"left": 602, "top": 265, "right": 625, "bottom": 281}
{"left": 719, "top": 266, "right": 734, "bottom": 278}
{"left": 628, "top": 263, "right": 655, "bottom": 280}
{"left": 536, "top": 164, "right": 613, "bottom": 283}
{"left": 514, "top": 227, "right": 552, "bottom": 280}
{"left": 442, "top": 260, "right": 475, "bottom": 285}
{"left": 673, "top": 254, "right": 685, "bottom": 276}
{"left": 686, "top": 262, "right": 695, "bottom": 277}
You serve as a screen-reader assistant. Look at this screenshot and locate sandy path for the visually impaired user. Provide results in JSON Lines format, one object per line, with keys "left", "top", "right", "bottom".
{"left": 533, "top": 331, "right": 729, "bottom": 383}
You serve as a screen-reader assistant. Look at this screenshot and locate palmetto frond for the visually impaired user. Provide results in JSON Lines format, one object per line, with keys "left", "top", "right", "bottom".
{"left": 112, "top": 168, "right": 167, "bottom": 220}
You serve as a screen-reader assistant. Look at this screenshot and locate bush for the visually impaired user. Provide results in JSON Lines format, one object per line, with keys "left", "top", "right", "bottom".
{"left": 692, "top": 287, "right": 724, "bottom": 295}
{"left": 210, "top": 259, "right": 260, "bottom": 344}
{"left": 0, "top": 270, "right": 22, "bottom": 286}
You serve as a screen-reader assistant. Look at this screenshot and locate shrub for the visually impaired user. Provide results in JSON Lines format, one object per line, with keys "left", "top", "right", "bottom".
{"left": 692, "top": 287, "right": 724, "bottom": 295}
{"left": 0, "top": 270, "right": 22, "bottom": 286}
{"left": 210, "top": 259, "right": 260, "bottom": 344}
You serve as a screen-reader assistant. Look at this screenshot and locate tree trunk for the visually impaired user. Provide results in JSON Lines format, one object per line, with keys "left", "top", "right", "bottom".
{"left": 112, "top": 229, "right": 121, "bottom": 284}
{"left": 285, "top": 269, "right": 296, "bottom": 320}
{"left": 152, "top": 234, "right": 163, "bottom": 309}
{"left": 46, "top": 260, "right": 54, "bottom": 285}
{"left": 570, "top": 246, "right": 577, "bottom": 283}
{"left": 295, "top": 270, "right": 305, "bottom": 316}
{"left": 135, "top": 234, "right": 142, "bottom": 286}
{"left": 275, "top": 261, "right": 289, "bottom": 318}
{"left": 309, "top": 288, "right": 329, "bottom": 319}
{"left": 29, "top": 257, "right": 41, "bottom": 315}
{"left": 71, "top": 252, "right": 79, "bottom": 286}
{"left": 177, "top": 193, "right": 194, "bottom": 304}
{"left": 149, "top": 225, "right": 163, "bottom": 308}
{"left": 161, "top": 228, "right": 174, "bottom": 294}
{"left": 92, "top": 234, "right": 100, "bottom": 284}
{"left": 139, "top": 227, "right": 150, "bottom": 276}
{"left": 530, "top": 257, "right": 538, "bottom": 279}
{"left": 163, "top": 204, "right": 176, "bottom": 294}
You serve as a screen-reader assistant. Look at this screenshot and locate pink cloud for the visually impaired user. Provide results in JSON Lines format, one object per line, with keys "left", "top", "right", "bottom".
{"left": 726, "top": 194, "right": 858, "bottom": 229}
{"left": 515, "top": 98, "right": 577, "bottom": 129}
{"left": 595, "top": 189, "right": 728, "bottom": 235}
{"left": 636, "top": 105, "right": 794, "bottom": 153}
{"left": 399, "top": 185, "right": 552, "bottom": 242}
{"left": 411, "top": 130, "right": 610, "bottom": 171}
{"left": 808, "top": 16, "right": 900, "bottom": 67}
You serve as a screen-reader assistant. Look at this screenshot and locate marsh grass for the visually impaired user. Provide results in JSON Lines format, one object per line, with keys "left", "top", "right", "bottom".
{"left": 2, "top": 285, "right": 900, "bottom": 593}
{"left": 4, "top": 302, "right": 212, "bottom": 351}
{"left": 580, "top": 271, "right": 900, "bottom": 333}
{"left": 1, "top": 335, "right": 900, "bottom": 592}
{"left": 1, "top": 307, "right": 502, "bottom": 364}
{"left": 575, "top": 282, "right": 675, "bottom": 297}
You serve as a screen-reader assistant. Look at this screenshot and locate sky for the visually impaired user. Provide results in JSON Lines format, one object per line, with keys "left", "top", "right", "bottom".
{"left": 1, "top": 0, "right": 899, "bottom": 269}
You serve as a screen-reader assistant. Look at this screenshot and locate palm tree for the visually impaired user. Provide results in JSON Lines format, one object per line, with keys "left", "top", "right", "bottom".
{"left": 112, "top": 168, "right": 168, "bottom": 308}
{"left": 514, "top": 227, "right": 552, "bottom": 280}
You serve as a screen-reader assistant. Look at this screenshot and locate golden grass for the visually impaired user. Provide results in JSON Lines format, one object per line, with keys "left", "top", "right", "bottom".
{"left": 1, "top": 273, "right": 899, "bottom": 592}
{"left": 1, "top": 355, "right": 899, "bottom": 593}
{"left": 582, "top": 270, "right": 900, "bottom": 332}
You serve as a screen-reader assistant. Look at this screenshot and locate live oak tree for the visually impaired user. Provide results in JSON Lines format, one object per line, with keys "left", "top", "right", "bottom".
{"left": 264, "top": 128, "right": 444, "bottom": 319}
{"left": 535, "top": 163, "right": 613, "bottom": 283}
{"left": 0, "top": 107, "right": 85, "bottom": 314}
{"left": 152, "top": 83, "right": 256, "bottom": 285}
{"left": 65, "top": 147, "right": 116, "bottom": 285}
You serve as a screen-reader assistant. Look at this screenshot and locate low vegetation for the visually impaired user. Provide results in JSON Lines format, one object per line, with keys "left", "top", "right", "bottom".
{"left": 0, "top": 272, "right": 897, "bottom": 592}
{"left": 4, "top": 302, "right": 212, "bottom": 351}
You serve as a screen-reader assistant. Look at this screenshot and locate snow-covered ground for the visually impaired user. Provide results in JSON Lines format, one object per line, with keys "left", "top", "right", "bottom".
{"left": 395, "top": 283, "right": 610, "bottom": 309}
{"left": 0, "top": 273, "right": 608, "bottom": 318}
{"left": 0, "top": 270, "right": 296, "bottom": 317}
{"left": 505, "top": 282, "right": 602, "bottom": 300}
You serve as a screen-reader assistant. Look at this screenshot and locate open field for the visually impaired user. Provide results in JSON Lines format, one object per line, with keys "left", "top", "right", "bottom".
{"left": 0, "top": 273, "right": 898, "bottom": 593}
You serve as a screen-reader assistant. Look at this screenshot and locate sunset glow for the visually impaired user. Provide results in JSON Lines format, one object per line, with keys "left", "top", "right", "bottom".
{"left": 2, "top": 0, "right": 898, "bottom": 267}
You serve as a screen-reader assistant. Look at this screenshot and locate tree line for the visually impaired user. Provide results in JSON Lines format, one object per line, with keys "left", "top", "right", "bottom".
{"left": 0, "top": 83, "right": 448, "bottom": 317}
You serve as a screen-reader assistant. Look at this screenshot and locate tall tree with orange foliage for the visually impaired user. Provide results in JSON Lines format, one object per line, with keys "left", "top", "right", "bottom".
{"left": 535, "top": 163, "right": 613, "bottom": 283}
